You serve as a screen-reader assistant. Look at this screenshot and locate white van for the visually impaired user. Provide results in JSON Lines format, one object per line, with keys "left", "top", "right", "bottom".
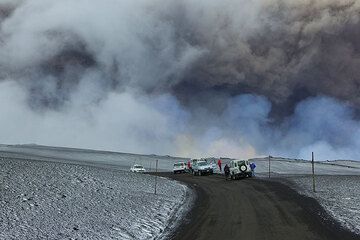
{"left": 229, "top": 160, "right": 252, "bottom": 179}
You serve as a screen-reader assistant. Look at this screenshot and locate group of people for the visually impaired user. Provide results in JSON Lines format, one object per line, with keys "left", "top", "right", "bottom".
{"left": 187, "top": 158, "right": 256, "bottom": 179}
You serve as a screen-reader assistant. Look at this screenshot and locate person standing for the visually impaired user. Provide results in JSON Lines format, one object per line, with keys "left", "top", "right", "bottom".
{"left": 217, "top": 159, "right": 222, "bottom": 172}
{"left": 187, "top": 160, "right": 192, "bottom": 173}
{"left": 250, "top": 162, "right": 256, "bottom": 177}
{"left": 224, "top": 164, "right": 230, "bottom": 180}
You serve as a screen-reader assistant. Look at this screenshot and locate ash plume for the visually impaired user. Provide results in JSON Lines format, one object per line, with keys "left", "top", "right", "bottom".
{"left": 1, "top": 0, "right": 360, "bottom": 160}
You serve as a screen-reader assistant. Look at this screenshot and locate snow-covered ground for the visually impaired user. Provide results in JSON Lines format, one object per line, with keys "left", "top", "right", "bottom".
{"left": 1, "top": 145, "right": 360, "bottom": 237}
{"left": 0, "top": 156, "right": 192, "bottom": 239}
{"left": 0, "top": 144, "right": 188, "bottom": 172}
{"left": 289, "top": 175, "right": 360, "bottom": 235}
{"left": 249, "top": 157, "right": 360, "bottom": 235}
{"left": 251, "top": 157, "right": 360, "bottom": 175}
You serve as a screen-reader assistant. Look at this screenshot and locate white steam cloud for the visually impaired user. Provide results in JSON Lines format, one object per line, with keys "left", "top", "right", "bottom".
{"left": 1, "top": 0, "right": 360, "bottom": 160}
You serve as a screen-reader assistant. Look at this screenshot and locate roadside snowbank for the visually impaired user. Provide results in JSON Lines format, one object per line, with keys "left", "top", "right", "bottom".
{"left": 248, "top": 157, "right": 360, "bottom": 235}
{"left": 288, "top": 175, "right": 360, "bottom": 235}
{"left": 251, "top": 157, "right": 360, "bottom": 175}
{"left": 0, "top": 157, "right": 190, "bottom": 239}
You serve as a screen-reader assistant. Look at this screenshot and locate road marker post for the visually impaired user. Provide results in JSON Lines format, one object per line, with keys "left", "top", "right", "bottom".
{"left": 312, "top": 152, "right": 316, "bottom": 193}
{"left": 154, "top": 159, "right": 158, "bottom": 195}
{"left": 268, "top": 155, "right": 271, "bottom": 178}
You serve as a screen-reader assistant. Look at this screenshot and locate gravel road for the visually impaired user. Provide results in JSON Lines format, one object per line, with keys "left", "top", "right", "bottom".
{"left": 159, "top": 173, "right": 360, "bottom": 240}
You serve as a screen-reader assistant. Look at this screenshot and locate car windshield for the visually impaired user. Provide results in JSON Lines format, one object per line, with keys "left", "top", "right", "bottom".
{"left": 174, "top": 163, "right": 183, "bottom": 167}
{"left": 198, "top": 162, "right": 208, "bottom": 166}
{"left": 134, "top": 165, "right": 143, "bottom": 169}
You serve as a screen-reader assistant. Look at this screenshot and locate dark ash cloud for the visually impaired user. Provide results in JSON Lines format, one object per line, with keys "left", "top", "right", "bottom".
{"left": 1, "top": 0, "right": 360, "bottom": 159}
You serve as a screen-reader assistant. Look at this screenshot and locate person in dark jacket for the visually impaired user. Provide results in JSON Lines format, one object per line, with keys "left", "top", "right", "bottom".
{"left": 250, "top": 162, "right": 256, "bottom": 177}
{"left": 224, "top": 164, "right": 230, "bottom": 180}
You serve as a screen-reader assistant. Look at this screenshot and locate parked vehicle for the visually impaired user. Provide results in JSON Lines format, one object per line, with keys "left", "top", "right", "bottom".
{"left": 206, "top": 159, "right": 218, "bottom": 171}
{"left": 192, "top": 160, "right": 213, "bottom": 176}
{"left": 173, "top": 162, "right": 187, "bottom": 174}
{"left": 188, "top": 159, "right": 198, "bottom": 173}
{"left": 130, "top": 164, "right": 146, "bottom": 173}
{"left": 229, "top": 160, "right": 252, "bottom": 179}
{"left": 191, "top": 158, "right": 199, "bottom": 166}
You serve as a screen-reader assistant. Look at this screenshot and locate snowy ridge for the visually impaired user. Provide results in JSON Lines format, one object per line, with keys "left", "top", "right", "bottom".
{"left": 0, "top": 144, "right": 187, "bottom": 172}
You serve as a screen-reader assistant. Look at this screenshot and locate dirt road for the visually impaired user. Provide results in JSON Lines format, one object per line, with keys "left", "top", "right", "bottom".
{"left": 159, "top": 173, "right": 359, "bottom": 240}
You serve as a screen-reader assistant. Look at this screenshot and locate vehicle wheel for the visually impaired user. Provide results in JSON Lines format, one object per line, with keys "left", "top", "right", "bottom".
{"left": 230, "top": 174, "right": 234, "bottom": 180}
{"left": 248, "top": 172, "right": 252, "bottom": 177}
{"left": 239, "top": 164, "right": 247, "bottom": 172}
{"left": 193, "top": 171, "right": 196, "bottom": 176}
{"left": 199, "top": 171, "right": 202, "bottom": 176}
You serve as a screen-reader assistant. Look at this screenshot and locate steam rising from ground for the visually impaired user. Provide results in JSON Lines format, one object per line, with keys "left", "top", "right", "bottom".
{"left": 1, "top": 0, "right": 360, "bottom": 160}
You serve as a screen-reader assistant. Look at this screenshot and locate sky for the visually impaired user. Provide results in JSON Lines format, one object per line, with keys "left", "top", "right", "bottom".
{"left": 1, "top": 0, "right": 360, "bottom": 160}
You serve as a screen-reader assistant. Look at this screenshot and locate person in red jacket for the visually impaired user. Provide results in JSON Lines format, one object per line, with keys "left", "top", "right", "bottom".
{"left": 217, "top": 159, "right": 222, "bottom": 172}
{"left": 187, "top": 160, "right": 192, "bottom": 172}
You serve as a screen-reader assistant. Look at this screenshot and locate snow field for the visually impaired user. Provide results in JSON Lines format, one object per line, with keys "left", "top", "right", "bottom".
{"left": 0, "top": 144, "right": 187, "bottom": 172}
{"left": 0, "top": 157, "right": 190, "bottom": 240}
{"left": 251, "top": 157, "right": 360, "bottom": 175}
{"left": 2, "top": 145, "right": 360, "bottom": 237}
{"left": 249, "top": 157, "right": 360, "bottom": 235}
{"left": 288, "top": 175, "right": 360, "bottom": 235}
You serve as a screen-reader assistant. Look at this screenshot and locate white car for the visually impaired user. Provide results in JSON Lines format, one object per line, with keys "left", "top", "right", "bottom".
{"left": 208, "top": 160, "right": 218, "bottom": 171}
{"left": 229, "top": 159, "right": 252, "bottom": 179}
{"left": 192, "top": 160, "right": 213, "bottom": 176}
{"left": 130, "top": 164, "right": 146, "bottom": 173}
{"left": 173, "top": 162, "right": 186, "bottom": 174}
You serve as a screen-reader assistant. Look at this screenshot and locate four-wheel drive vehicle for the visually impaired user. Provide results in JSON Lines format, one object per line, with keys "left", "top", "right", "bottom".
{"left": 187, "top": 159, "right": 199, "bottom": 173}
{"left": 130, "top": 164, "right": 146, "bottom": 173}
{"left": 173, "top": 162, "right": 187, "bottom": 174}
{"left": 229, "top": 160, "right": 252, "bottom": 179}
{"left": 192, "top": 160, "right": 213, "bottom": 176}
